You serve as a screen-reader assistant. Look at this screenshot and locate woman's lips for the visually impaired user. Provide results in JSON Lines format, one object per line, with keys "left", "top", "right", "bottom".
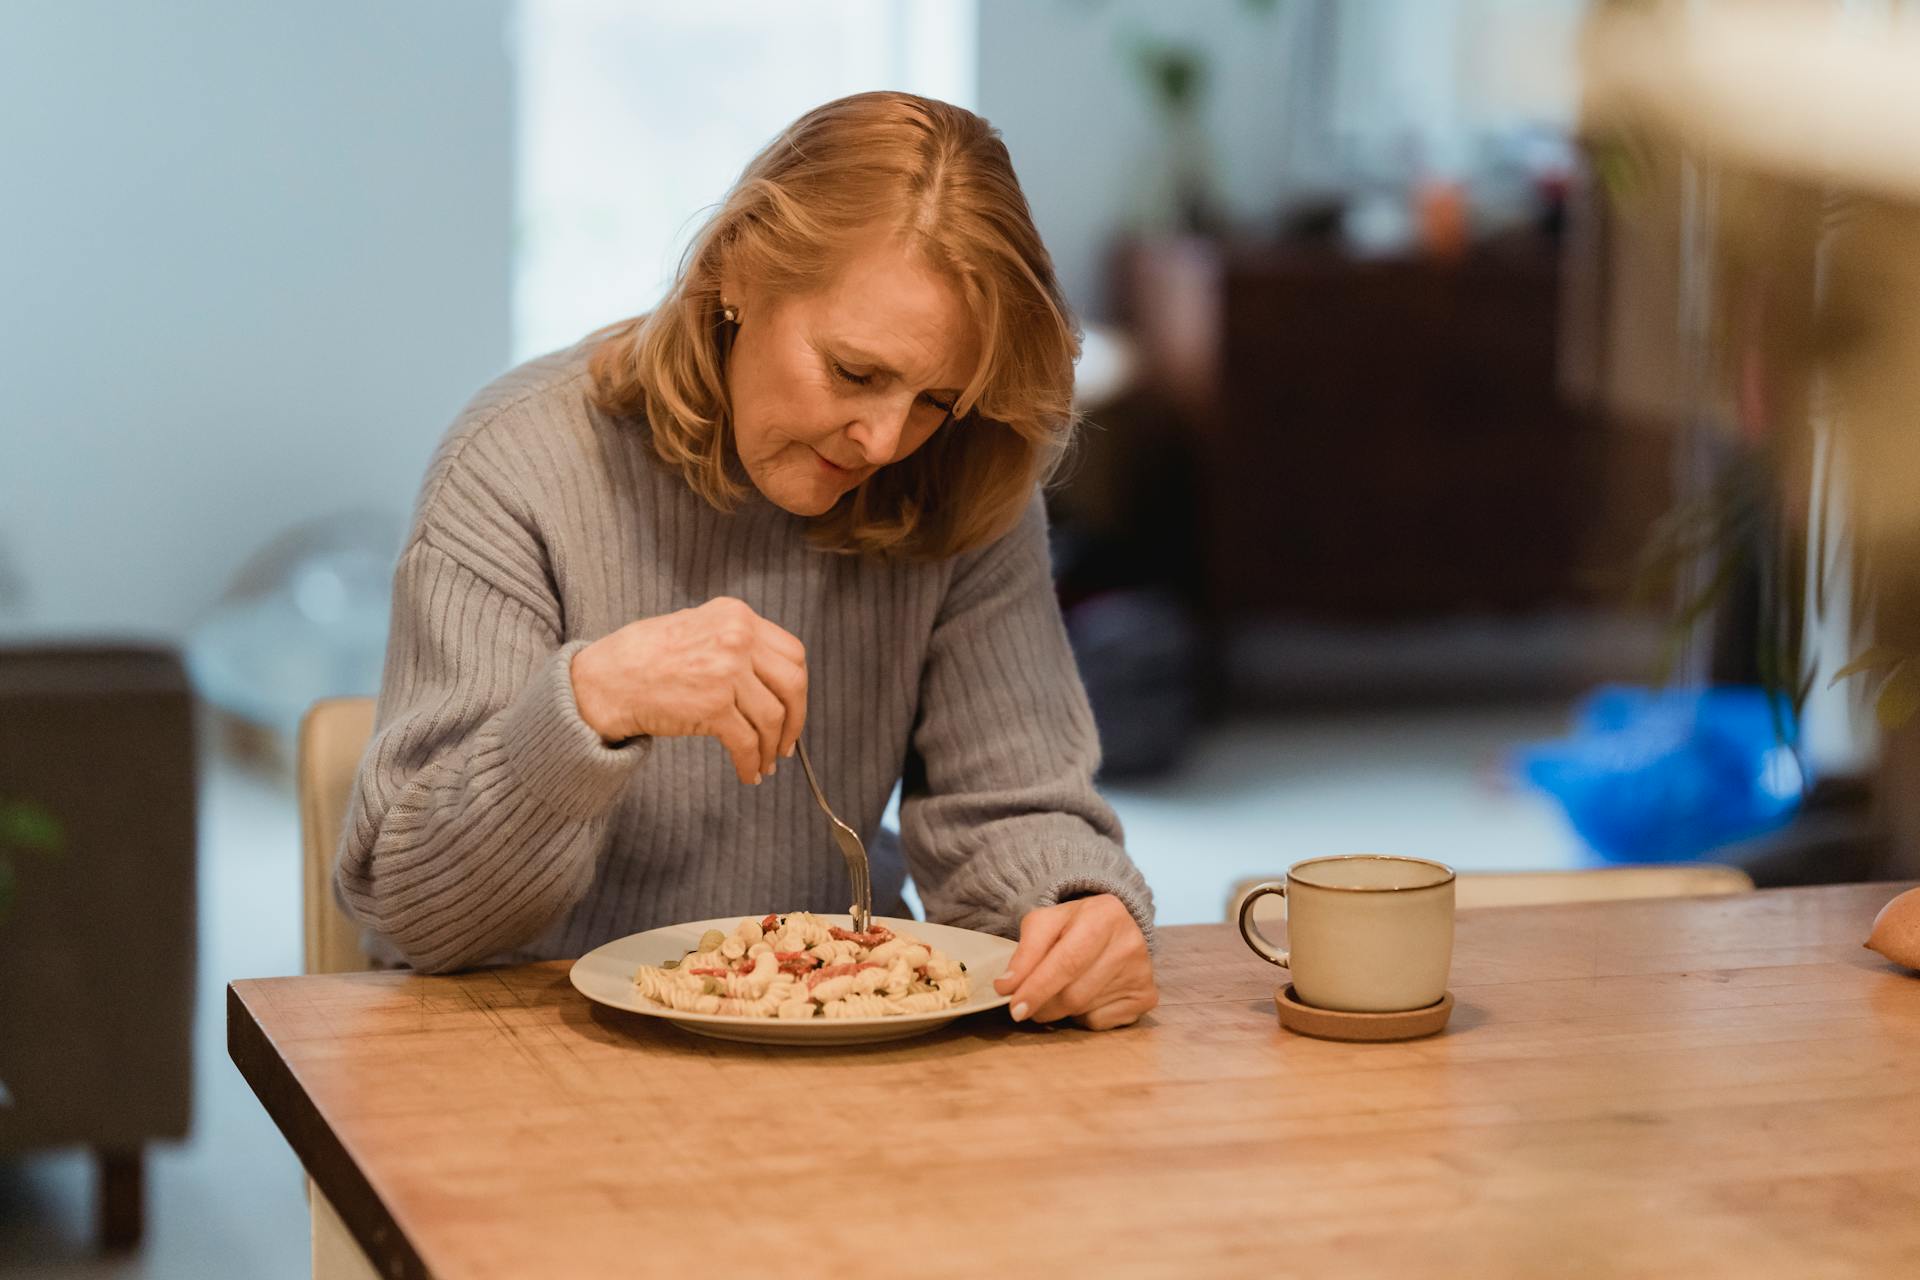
{"left": 812, "top": 448, "right": 857, "bottom": 476}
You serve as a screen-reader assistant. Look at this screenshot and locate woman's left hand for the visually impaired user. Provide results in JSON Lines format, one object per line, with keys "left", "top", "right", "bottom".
{"left": 993, "top": 893, "right": 1157, "bottom": 1030}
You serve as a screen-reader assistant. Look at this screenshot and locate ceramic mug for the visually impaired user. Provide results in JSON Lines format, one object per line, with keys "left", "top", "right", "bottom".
{"left": 1236, "top": 855, "right": 1456, "bottom": 1013}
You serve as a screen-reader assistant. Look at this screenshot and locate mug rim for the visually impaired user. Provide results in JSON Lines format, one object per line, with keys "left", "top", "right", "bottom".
{"left": 1287, "top": 854, "right": 1456, "bottom": 893}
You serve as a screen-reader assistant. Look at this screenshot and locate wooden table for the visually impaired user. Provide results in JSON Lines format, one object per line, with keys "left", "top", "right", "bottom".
{"left": 231, "top": 884, "right": 1920, "bottom": 1279}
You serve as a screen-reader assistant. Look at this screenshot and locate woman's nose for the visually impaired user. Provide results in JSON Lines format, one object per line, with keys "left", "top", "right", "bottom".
{"left": 846, "top": 399, "right": 913, "bottom": 467}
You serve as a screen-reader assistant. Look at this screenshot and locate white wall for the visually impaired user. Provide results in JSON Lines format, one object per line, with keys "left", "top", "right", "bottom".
{"left": 0, "top": 1, "right": 513, "bottom": 640}
{"left": 976, "top": 0, "right": 1308, "bottom": 319}
{"left": 977, "top": 0, "right": 1584, "bottom": 320}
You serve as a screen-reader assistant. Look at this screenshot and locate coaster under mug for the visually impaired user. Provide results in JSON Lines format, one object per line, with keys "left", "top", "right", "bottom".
{"left": 1274, "top": 984, "right": 1454, "bottom": 1041}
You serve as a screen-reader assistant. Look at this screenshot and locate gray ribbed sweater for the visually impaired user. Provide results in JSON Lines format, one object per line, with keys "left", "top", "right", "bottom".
{"left": 336, "top": 340, "right": 1154, "bottom": 973}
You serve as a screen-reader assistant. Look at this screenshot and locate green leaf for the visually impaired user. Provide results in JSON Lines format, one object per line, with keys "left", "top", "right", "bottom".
{"left": 1877, "top": 664, "right": 1920, "bottom": 730}
{"left": 1591, "top": 136, "right": 1646, "bottom": 200}
{"left": 1631, "top": 470, "right": 1767, "bottom": 609}
{"left": 1829, "top": 646, "right": 1910, "bottom": 688}
{"left": 0, "top": 802, "right": 62, "bottom": 854}
{"left": 1665, "top": 547, "right": 1747, "bottom": 649}
{"left": 1796, "top": 663, "right": 1819, "bottom": 713}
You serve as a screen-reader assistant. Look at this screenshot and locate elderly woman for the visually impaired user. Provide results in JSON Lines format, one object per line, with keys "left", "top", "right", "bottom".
{"left": 338, "top": 91, "right": 1157, "bottom": 1029}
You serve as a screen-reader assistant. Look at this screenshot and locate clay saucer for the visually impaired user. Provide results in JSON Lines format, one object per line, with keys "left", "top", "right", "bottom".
{"left": 1274, "top": 985, "right": 1454, "bottom": 1042}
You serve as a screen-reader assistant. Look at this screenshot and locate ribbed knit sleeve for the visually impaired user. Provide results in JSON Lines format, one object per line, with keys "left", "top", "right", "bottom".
{"left": 334, "top": 436, "right": 650, "bottom": 972}
{"left": 899, "top": 495, "right": 1156, "bottom": 946}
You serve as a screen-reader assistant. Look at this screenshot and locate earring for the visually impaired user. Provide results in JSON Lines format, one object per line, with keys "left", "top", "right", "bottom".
{"left": 721, "top": 303, "right": 740, "bottom": 325}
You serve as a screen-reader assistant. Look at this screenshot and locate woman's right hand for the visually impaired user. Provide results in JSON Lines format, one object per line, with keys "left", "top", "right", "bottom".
{"left": 568, "top": 597, "right": 807, "bottom": 784}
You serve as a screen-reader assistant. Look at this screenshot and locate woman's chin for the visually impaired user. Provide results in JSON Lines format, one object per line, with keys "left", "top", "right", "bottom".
{"left": 754, "top": 474, "right": 847, "bottom": 518}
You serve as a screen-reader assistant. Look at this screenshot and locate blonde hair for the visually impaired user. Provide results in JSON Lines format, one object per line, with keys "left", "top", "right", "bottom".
{"left": 587, "top": 91, "right": 1080, "bottom": 559}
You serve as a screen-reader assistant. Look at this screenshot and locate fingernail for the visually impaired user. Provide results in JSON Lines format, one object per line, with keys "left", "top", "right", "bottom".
{"left": 783, "top": 743, "right": 795, "bottom": 759}
{"left": 766, "top": 763, "right": 776, "bottom": 777}
{"left": 1011, "top": 1002, "right": 1029, "bottom": 1022}
{"left": 753, "top": 772, "right": 763, "bottom": 785}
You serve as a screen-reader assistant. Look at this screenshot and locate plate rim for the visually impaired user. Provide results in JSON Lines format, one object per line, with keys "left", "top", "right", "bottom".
{"left": 568, "top": 913, "right": 1016, "bottom": 1030}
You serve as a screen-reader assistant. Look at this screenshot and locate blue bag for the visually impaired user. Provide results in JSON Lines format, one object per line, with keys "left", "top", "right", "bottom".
{"left": 1513, "top": 684, "right": 1806, "bottom": 862}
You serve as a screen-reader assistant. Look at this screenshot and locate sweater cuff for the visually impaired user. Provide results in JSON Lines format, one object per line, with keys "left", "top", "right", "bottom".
{"left": 499, "top": 640, "right": 651, "bottom": 819}
{"left": 1012, "top": 859, "right": 1158, "bottom": 953}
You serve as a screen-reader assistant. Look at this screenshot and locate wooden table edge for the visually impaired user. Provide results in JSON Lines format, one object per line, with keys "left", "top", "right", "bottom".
{"left": 227, "top": 981, "right": 430, "bottom": 1280}
{"left": 225, "top": 885, "right": 1920, "bottom": 1279}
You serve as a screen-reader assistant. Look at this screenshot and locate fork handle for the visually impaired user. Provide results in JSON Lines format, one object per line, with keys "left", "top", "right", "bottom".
{"left": 794, "top": 740, "right": 831, "bottom": 813}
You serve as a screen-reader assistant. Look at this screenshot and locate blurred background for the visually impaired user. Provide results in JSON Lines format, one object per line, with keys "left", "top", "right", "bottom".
{"left": 5, "top": 0, "right": 1918, "bottom": 1274}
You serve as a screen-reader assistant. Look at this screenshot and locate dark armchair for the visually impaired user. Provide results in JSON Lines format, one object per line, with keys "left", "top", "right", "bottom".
{"left": 0, "top": 645, "right": 197, "bottom": 1249}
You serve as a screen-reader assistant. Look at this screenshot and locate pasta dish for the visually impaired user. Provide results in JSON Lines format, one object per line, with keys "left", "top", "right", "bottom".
{"left": 632, "top": 912, "right": 971, "bottom": 1019}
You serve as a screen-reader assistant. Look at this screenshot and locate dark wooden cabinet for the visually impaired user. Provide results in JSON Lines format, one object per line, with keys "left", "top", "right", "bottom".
{"left": 1115, "top": 235, "right": 1671, "bottom": 622}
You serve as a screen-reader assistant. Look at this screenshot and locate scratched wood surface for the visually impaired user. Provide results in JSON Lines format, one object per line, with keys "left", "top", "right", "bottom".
{"left": 230, "top": 883, "right": 1920, "bottom": 1279}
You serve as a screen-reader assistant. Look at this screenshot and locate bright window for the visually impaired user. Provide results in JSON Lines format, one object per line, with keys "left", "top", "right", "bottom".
{"left": 512, "top": 0, "right": 977, "bottom": 360}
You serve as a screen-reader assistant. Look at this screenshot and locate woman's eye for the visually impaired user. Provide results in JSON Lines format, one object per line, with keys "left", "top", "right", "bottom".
{"left": 830, "top": 358, "right": 953, "bottom": 415}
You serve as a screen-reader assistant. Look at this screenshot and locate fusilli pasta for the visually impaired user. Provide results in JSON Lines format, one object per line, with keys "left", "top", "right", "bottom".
{"left": 633, "top": 913, "right": 971, "bottom": 1019}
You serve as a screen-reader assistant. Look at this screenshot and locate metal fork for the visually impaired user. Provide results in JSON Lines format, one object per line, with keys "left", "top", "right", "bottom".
{"left": 793, "top": 739, "right": 872, "bottom": 934}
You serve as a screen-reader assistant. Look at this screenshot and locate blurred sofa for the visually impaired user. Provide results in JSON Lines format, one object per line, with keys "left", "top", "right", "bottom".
{"left": 0, "top": 645, "right": 197, "bottom": 1249}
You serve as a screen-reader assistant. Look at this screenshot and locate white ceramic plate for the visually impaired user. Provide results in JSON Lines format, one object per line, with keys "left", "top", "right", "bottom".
{"left": 569, "top": 914, "right": 1017, "bottom": 1046}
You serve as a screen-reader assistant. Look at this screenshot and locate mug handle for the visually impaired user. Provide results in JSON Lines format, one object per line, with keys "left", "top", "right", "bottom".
{"left": 1236, "top": 881, "right": 1290, "bottom": 968}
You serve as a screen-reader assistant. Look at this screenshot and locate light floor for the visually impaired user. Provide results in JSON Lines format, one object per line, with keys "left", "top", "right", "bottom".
{"left": 0, "top": 702, "right": 1585, "bottom": 1278}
